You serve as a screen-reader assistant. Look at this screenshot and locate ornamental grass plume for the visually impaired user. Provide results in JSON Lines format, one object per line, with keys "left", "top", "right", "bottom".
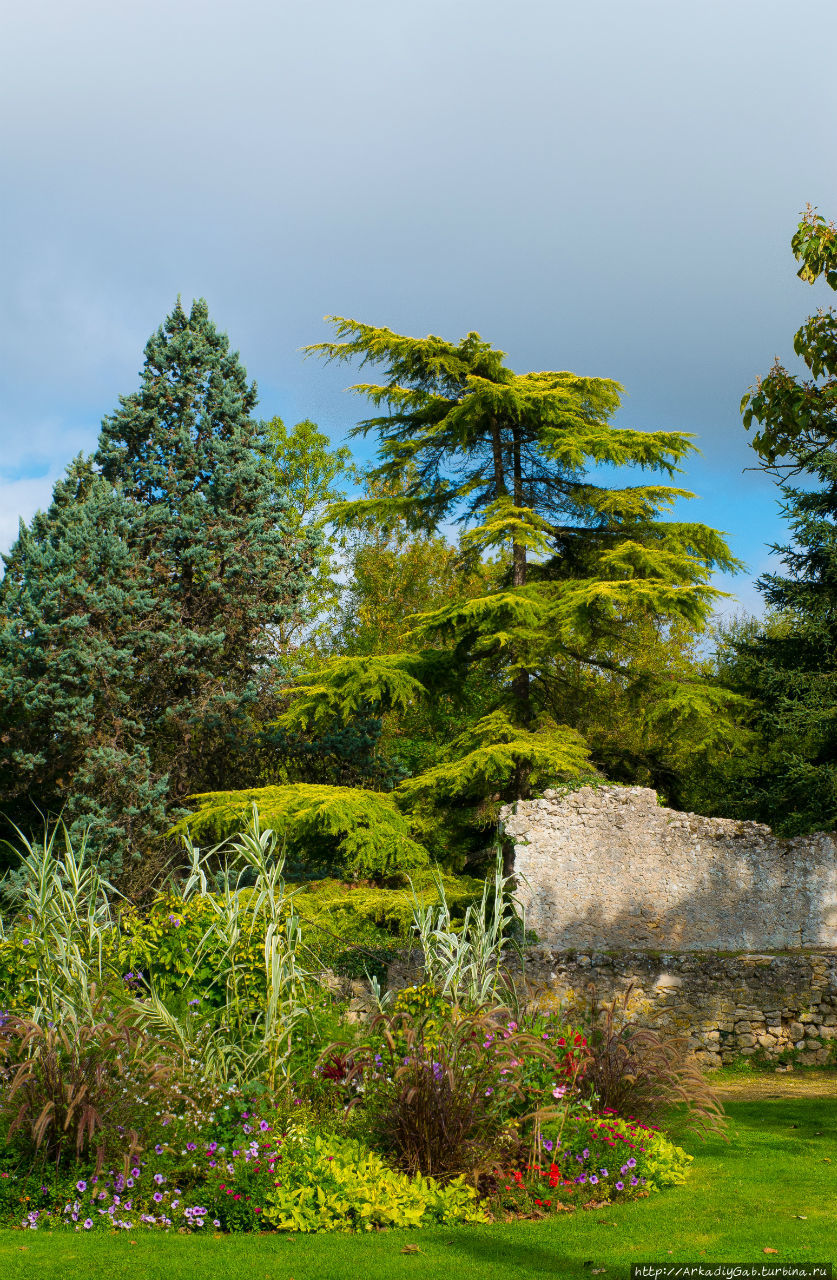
{"left": 582, "top": 987, "right": 726, "bottom": 1138}
{"left": 320, "top": 1001, "right": 584, "bottom": 1182}
{"left": 0, "top": 993, "right": 174, "bottom": 1173}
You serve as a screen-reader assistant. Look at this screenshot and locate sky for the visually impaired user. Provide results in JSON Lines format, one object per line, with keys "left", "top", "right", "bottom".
{"left": 2, "top": 0, "right": 836, "bottom": 617}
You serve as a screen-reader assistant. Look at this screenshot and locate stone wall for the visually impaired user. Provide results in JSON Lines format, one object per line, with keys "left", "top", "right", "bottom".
{"left": 386, "top": 948, "right": 837, "bottom": 1067}
{"left": 518, "top": 948, "right": 837, "bottom": 1068}
{"left": 501, "top": 785, "right": 837, "bottom": 951}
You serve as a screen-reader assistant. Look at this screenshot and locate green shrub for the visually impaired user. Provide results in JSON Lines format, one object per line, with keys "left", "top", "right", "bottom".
{"left": 540, "top": 1110, "right": 693, "bottom": 1195}
{"left": 0, "top": 932, "right": 43, "bottom": 1011}
{"left": 633, "top": 1123, "right": 694, "bottom": 1191}
{"left": 327, "top": 1003, "right": 587, "bottom": 1180}
{"left": 261, "top": 1131, "right": 487, "bottom": 1232}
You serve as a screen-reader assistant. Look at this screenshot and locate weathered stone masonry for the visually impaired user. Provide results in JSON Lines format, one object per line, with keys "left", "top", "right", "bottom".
{"left": 517, "top": 949, "right": 837, "bottom": 1068}
{"left": 502, "top": 785, "right": 837, "bottom": 951}
{"left": 496, "top": 785, "right": 837, "bottom": 1064}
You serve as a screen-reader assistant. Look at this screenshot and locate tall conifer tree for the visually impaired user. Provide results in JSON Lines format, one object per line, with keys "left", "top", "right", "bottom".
{"left": 188, "top": 319, "right": 740, "bottom": 867}
{"left": 0, "top": 300, "right": 315, "bottom": 877}
{"left": 722, "top": 207, "right": 837, "bottom": 833}
{"left": 0, "top": 458, "right": 168, "bottom": 869}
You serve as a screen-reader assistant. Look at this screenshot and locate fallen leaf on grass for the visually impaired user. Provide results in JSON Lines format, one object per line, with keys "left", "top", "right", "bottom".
{"left": 795, "top": 1215, "right": 808, "bottom": 1219}
{"left": 401, "top": 1245, "right": 425, "bottom": 1255}
{"left": 592, "top": 1270, "right": 607, "bottom": 1275}
{"left": 764, "top": 1248, "right": 779, "bottom": 1254}
{"left": 823, "top": 1158, "right": 832, "bottom": 1163}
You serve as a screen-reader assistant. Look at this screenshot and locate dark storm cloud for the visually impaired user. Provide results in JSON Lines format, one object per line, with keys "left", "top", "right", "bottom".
{"left": 2, "top": 0, "right": 836, "bottom": 610}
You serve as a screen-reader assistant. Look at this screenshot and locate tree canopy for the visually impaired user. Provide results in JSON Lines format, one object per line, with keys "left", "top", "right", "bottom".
{"left": 191, "top": 319, "right": 741, "bottom": 869}
{"left": 0, "top": 300, "right": 316, "bottom": 879}
{"left": 713, "top": 208, "right": 837, "bottom": 833}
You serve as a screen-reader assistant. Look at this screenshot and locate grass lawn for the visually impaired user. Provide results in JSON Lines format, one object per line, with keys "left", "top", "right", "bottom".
{"left": 1, "top": 1087, "right": 834, "bottom": 1279}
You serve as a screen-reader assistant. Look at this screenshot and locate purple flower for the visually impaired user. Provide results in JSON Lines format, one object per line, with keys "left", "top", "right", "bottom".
{"left": 242, "top": 1125, "right": 252, "bottom": 1134}
{"left": 186, "top": 1143, "right": 197, "bottom": 1152}
{"left": 542, "top": 1139, "right": 554, "bottom": 1152}
{"left": 589, "top": 1175, "right": 599, "bottom": 1185}
{"left": 630, "top": 1176, "right": 639, "bottom": 1187}
{"left": 76, "top": 1180, "right": 87, "bottom": 1192}
{"left": 155, "top": 1144, "right": 164, "bottom": 1155}
{"left": 153, "top": 1193, "right": 163, "bottom": 1204}
{"left": 126, "top": 1178, "right": 134, "bottom": 1188}
{"left": 83, "top": 1219, "right": 93, "bottom": 1229}
{"left": 131, "top": 1168, "right": 140, "bottom": 1178}
{"left": 599, "top": 1168, "right": 608, "bottom": 1177}
{"left": 259, "top": 1121, "right": 269, "bottom": 1132}
{"left": 21, "top": 939, "right": 30, "bottom": 946}
{"left": 615, "top": 1181, "right": 624, "bottom": 1191}
{"left": 627, "top": 1157, "right": 636, "bottom": 1168}
{"left": 153, "top": 1173, "right": 165, "bottom": 1185}
{"left": 582, "top": 1148, "right": 590, "bottom": 1159}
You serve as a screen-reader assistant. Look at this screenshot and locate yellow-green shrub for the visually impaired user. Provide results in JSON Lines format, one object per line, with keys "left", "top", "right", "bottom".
{"left": 0, "top": 932, "right": 45, "bottom": 1010}
{"left": 261, "top": 1132, "right": 487, "bottom": 1232}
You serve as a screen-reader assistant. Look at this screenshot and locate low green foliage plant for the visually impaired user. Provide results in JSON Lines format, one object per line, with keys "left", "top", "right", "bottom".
{"left": 261, "top": 1131, "right": 486, "bottom": 1232}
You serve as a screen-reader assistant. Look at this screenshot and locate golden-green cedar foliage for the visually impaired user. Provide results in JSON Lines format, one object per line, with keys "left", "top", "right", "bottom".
{"left": 180, "top": 783, "right": 429, "bottom": 879}
{"left": 182, "top": 319, "right": 742, "bottom": 870}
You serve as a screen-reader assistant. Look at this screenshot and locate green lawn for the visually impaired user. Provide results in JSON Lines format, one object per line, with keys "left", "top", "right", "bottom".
{"left": 1, "top": 1094, "right": 835, "bottom": 1279}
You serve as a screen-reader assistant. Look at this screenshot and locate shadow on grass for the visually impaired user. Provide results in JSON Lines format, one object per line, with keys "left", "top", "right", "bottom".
{"left": 447, "top": 1229, "right": 578, "bottom": 1280}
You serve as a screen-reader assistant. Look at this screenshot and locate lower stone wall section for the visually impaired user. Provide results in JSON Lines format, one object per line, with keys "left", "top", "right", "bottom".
{"left": 387, "top": 949, "right": 837, "bottom": 1068}
{"left": 518, "top": 949, "right": 837, "bottom": 1067}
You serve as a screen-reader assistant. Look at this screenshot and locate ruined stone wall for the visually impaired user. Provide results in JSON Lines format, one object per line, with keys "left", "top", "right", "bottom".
{"left": 519, "top": 948, "right": 837, "bottom": 1068}
{"left": 386, "top": 949, "right": 837, "bottom": 1068}
{"left": 502, "top": 785, "right": 837, "bottom": 952}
